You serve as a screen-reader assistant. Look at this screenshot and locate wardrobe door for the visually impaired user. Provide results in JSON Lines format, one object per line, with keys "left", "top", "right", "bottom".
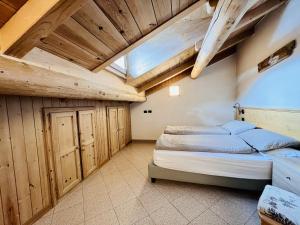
{"left": 107, "top": 108, "right": 119, "bottom": 156}
{"left": 50, "top": 112, "right": 82, "bottom": 198}
{"left": 117, "top": 107, "right": 126, "bottom": 149}
{"left": 78, "top": 110, "right": 97, "bottom": 178}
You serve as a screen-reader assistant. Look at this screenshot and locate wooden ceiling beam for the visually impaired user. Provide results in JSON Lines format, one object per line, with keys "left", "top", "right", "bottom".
{"left": 191, "top": 0, "right": 260, "bottom": 79}
{"left": 0, "top": 55, "right": 145, "bottom": 102}
{"left": 92, "top": 0, "right": 206, "bottom": 73}
{"left": 1, "top": 0, "right": 88, "bottom": 58}
{"left": 137, "top": 28, "right": 254, "bottom": 92}
{"left": 145, "top": 46, "right": 236, "bottom": 96}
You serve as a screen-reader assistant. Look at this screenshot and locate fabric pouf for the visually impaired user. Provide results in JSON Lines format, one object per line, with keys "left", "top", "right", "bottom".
{"left": 258, "top": 185, "right": 300, "bottom": 225}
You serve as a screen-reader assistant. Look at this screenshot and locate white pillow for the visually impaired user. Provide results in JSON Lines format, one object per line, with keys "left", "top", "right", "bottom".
{"left": 238, "top": 129, "right": 300, "bottom": 152}
{"left": 222, "top": 120, "right": 256, "bottom": 135}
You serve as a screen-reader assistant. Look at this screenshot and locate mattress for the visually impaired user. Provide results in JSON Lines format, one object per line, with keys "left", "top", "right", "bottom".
{"left": 164, "top": 125, "right": 230, "bottom": 135}
{"left": 153, "top": 148, "right": 300, "bottom": 180}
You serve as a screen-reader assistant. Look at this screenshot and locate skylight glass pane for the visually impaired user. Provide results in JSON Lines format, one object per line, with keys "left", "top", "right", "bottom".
{"left": 114, "top": 56, "right": 126, "bottom": 70}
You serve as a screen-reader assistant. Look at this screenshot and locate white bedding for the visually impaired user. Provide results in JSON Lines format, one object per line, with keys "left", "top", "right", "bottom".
{"left": 156, "top": 134, "right": 255, "bottom": 154}
{"left": 164, "top": 125, "right": 230, "bottom": 135}
{"left": 153, "top": 148, "right": 300, "bottom": 180}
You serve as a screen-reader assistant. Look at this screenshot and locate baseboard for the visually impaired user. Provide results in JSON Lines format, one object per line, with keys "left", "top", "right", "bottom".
{"left": 132, "top": 139, "right": 156, "bottom": 143}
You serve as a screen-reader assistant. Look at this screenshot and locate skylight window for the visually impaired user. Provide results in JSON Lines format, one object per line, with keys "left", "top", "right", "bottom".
{"left": 111, "top": 56, "right": 127, "bottom": 74}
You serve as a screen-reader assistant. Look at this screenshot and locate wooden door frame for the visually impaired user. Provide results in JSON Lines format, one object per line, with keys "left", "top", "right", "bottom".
{"left": 43, "top": 107, "right": 94, "bottom": 205}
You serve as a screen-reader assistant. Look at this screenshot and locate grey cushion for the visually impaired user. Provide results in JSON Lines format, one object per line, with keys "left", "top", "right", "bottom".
{"left": 221, "top": 120, "right": 256, "bottom": 135}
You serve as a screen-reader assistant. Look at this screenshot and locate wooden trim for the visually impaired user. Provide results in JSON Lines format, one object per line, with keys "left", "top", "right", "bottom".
{"left": 92, "top": 0, "right": 206, "bottom": 72}
{"left": 2, "top": 0, "right": 89, "bottom": 58}
{"left": 191, "top": 0, "right": 259, "bottom": 79}
{"left": 132, "top": 140, "right": 157, "bottom": 143}
{"left": 0, "top": 55, "right": 145, "bottom": 102}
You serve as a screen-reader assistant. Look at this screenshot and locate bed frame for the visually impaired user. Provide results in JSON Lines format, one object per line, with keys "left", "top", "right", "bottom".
{"left": 148, "top": 161, "right": 271, "bottom": 191}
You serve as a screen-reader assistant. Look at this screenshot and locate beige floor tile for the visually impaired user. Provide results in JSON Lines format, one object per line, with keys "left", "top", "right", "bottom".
{"left": 109, "top": 185, "right": 136, "bottom": 207}
{"left": 54, "top": 188, "right": 83, "bottom": 213}
{"left": 138, "top": 189, "right": 169, "bottom": 213}
{"left": 85, "top": 209, "right": 119, "bottom": 225}
{"left": 150, "top": 204, "right": 189, "bottom": 225}
{"left": 154, "top": 181, "right": 189, "bottom": 202}
{"left": 211, "top": 197, "right": 257, "bottom": 225}
{"left": 133, "top": 216, "right": 155, "bottom": 225}
{"left": 189, "top": 186, "right": 224, "bottom": 207}
{"left": 84, "top": 195, "right": 113, "bottom": 220}
{"left": 114, "top": 198, "right": 148, "bottom": 225}
{"left": 172, "top": 195, "right": 207, "bottom": 221}
{"left": 189, "top": 210, "right": 229, "bottom": 225}
{"left": 51, "top": 203, "right": 84, "bottom": 225}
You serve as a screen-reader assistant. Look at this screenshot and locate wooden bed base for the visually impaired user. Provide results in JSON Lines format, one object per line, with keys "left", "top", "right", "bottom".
{"left": 148, "top": 161, "right": 271, "bottom": 191}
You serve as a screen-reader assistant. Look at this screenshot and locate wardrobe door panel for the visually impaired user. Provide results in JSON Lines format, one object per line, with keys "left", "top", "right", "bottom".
{"left": 78, "top": 110, "right": 97, "bottom": 178}
{"left": 50, "top": 112, "right": 82, "bottom": 198}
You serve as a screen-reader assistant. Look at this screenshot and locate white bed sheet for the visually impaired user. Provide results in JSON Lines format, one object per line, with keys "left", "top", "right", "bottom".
{"left": 153, "top": 148, "right": 300, "bottom": 180}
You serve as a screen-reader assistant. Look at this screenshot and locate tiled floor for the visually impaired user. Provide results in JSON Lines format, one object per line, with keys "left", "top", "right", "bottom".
{"left": 34, "top": 142, "right": 261, "bottom": 225}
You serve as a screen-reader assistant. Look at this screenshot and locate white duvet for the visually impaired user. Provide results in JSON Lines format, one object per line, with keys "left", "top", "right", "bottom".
{"left": 164, "top": 125, "right": 230, "bottom": 135}
{"left": 156, "top": 134, "right": 255, "bottom": 154}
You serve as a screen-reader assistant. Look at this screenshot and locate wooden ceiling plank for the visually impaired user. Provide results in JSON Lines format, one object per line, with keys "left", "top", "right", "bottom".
{"left": 152, "top": 0, "right": 172, "bottom": 25}
{"left": 92, "top": 0, "right": 206, "bottom": 73}
{"left": 0, "top": 55, "right": 145, "bottom": 102}
{"left": 55, "top": 18, "right": 114, "bottom": 61}
{"left": 191, "top": 0, "right": 259, "bottom": 79}
{"left": 38, "top": 33, "right": 102, "bottom": 70}
{"left": 1, "top": 0, "right": 27, "bottom": 10}
{"left": 72, "top": 0, "right": 128, "bottom": 53}
{"left": 179, "top": 0, "right": 192, "bottom": 11}
{"left": 95, "top": 0, "right": 142, "bottom": 43}
{"left": 2, "top": 0, "right": 88, "bottom": 58}
{"left": 0, "top": 2, "right": 16, "bottom": 25}
{"left": 125, "top": 0, "right": 157, "bottom": 35}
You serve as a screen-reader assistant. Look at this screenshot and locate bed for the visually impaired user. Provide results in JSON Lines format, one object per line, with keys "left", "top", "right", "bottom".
{"left": 149, "top": 128, "right": 300, "bottom": 191}
{"left": 163, "top": 120, "right": 256, "bottom": 135}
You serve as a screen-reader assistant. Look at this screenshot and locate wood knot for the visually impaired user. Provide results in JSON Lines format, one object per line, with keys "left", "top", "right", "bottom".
{"left": 98, "top": 26, "right": 103, "bottom": 30}
{"left": 74, "top": 82, "right": 79, "bottom": 86}
{"left": 120, "top": 30, "right": 125, "bottom": 34}
{"left": 118, "top": 9, "right": 123, "bottom": 13}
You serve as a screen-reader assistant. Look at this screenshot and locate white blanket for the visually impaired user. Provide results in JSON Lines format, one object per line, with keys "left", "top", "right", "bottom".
{"left": 156, "top": 134, "right": 255, "bottom": 154}
{"left": 164, "top": 125, "right": 230, "bottom": 135}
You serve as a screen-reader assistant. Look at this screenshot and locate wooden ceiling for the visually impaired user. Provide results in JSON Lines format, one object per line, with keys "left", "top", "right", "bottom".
{"left": 36, "top": 0, "right": 199, "bottom": 70}
{"left": 0, "top": 0, "right": 27, "bottom": 28}
{"left": 0, "top": 0, "right": 287, "bottom": 93}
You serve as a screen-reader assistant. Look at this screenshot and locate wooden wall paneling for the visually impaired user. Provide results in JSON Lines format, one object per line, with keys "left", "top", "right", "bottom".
{"left": 20, "top": 97, "right": 43, "bottom": 215}
{"left": 50, "top": 111, "right": 82, "bottom": 198}
{"left": 179, "top": 0, "right": 192, "bottom": 11}
{"left": 6, "top": 96, "right": 33, "bottom": 224}
{"left": 124, "top": 0, "right": 157, "bottom": 35}
{"left": 97, "top": 102, "right": 110, "bottom": 165}
{"left": 0, "top": 197, "right": 4, "bottom": 225}
{"left": 72, "top": 0, "right": 128, "bottom": 53}
{"left": 171, "top": 0, "right": 180, "bottom": 16}
{"left": 152, "top": 0, "right": 172, "bottom": 25}
{"left": 38, "top": 33, "right": 102, "bottom": 70}
{"left": 0, "top": 96, "right": 20, "bottom": 225}
{"left": 125, "top": 104, "right": 132, "bottom": 144}
{"left": 55, "top": 18, "right": 114, "bottom": 61}
{"left": 78, "top": 110, "right": 98, "bottom": 177}
{"left": 1, "top": 0, "right": 27, "bottom": 10}
{"left": 32, "top": 98, "right": 51, "bottom": 208}
{"left": 95, "top": 0, "right": 142, "bottom": 43}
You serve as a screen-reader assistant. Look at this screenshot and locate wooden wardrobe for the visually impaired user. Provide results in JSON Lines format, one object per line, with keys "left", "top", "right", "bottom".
{"left": 107, "top": 107, "right": 127, "bottom": 156}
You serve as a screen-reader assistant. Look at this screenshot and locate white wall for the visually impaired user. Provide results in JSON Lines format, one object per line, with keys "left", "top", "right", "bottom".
{"left": 131, "top": 55, "right": 237, "bottom": 140}
{"left": 237, "top": 1, "right": 300, "bottom": 109}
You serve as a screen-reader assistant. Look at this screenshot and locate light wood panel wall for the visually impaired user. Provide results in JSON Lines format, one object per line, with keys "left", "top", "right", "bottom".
{"left": 237, "top": 107, "right": 300, "bottom": 141}
{"left": 0, "top": 95, "right": 132, "bottom": 225}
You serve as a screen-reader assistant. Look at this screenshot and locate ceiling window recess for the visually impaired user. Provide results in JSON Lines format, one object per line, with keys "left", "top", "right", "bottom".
{"left": 106, "top": 56, "right": 128, "bottom": 78}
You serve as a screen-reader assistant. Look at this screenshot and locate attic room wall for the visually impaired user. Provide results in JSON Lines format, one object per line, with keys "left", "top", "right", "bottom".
{"left": 236, "top": 0, "right": 300, "bottom": 109}
{"left": 130, "top": 55, "right": 237, "bottom": 140}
